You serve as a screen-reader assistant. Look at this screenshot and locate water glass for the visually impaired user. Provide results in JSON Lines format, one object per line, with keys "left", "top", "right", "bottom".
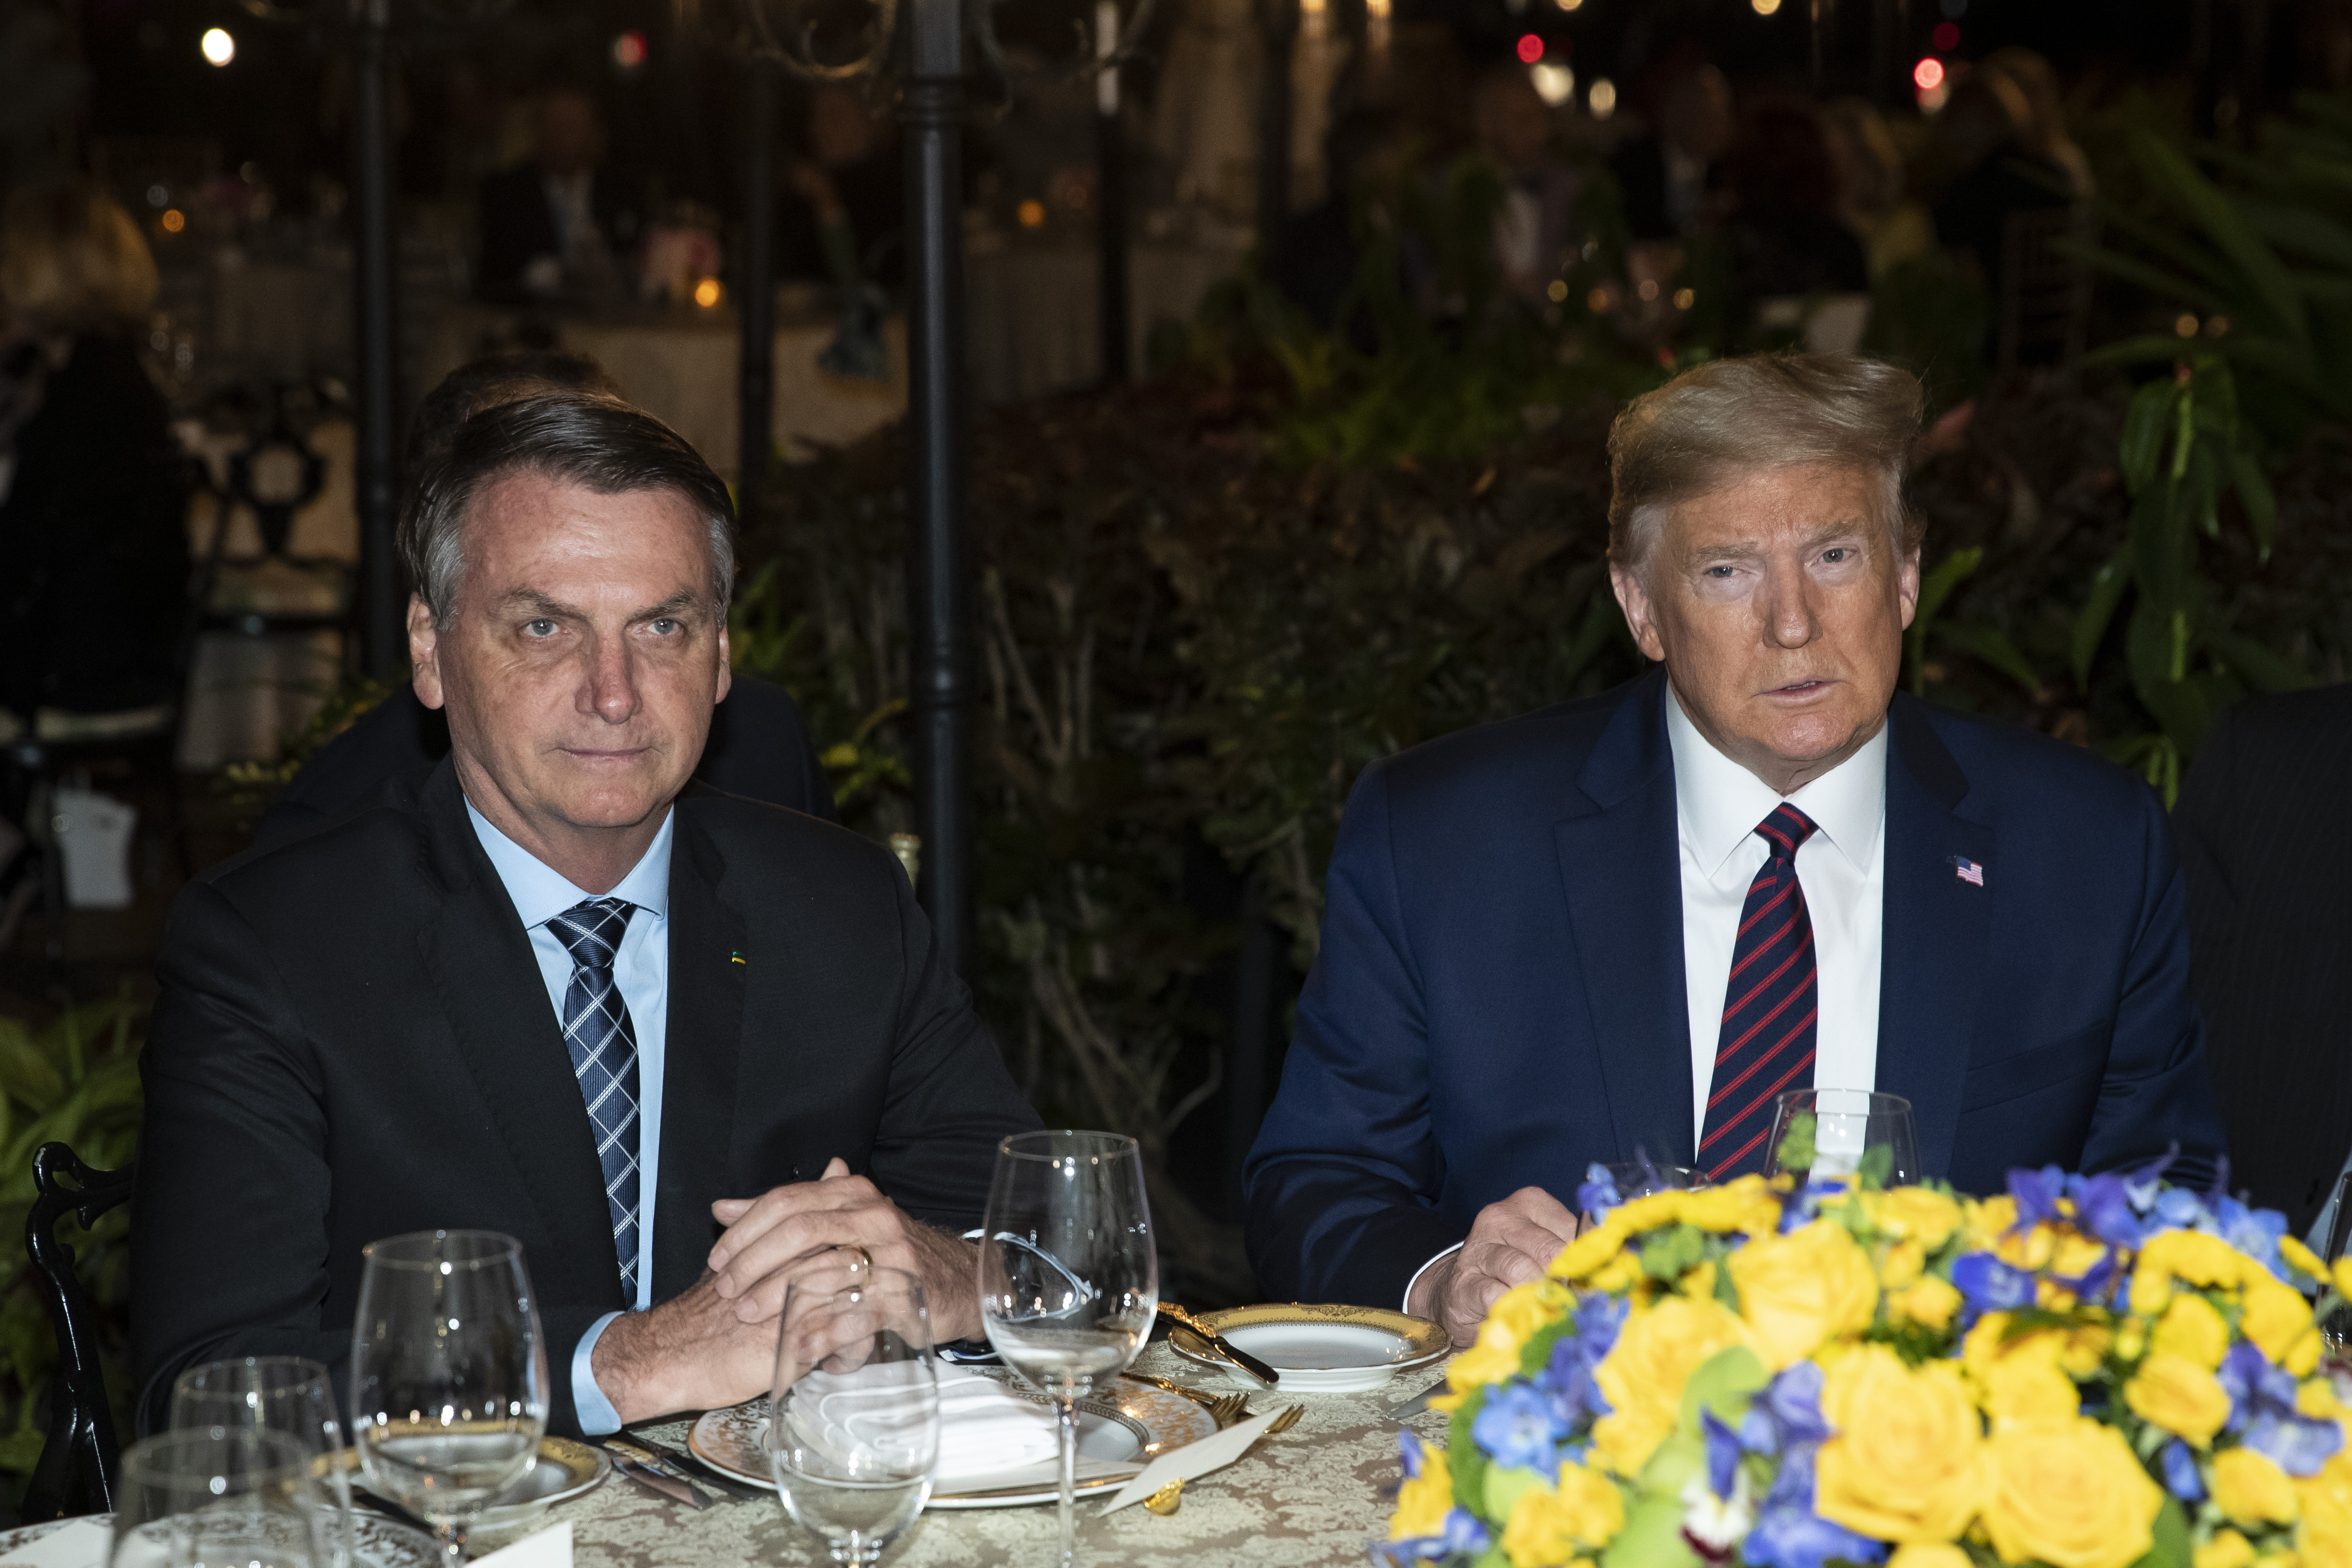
{"left": 348, "top": 1230, "right": 548, "bottom": 1567}
{"left": 169, "top": 1357, "right": 353, "bottom": 1568}
{"left": 109, "top": 1427, "right": 324, "bottom": 1568}
{"left": 1763, "top": 1089, "right": 1919, "bottom": 1188}
{"left": 769, "top": 1262, "right": 939, "bottom": 1566}
{"left": 979, "top": 1130, "right": 1157, "bottom": 1568}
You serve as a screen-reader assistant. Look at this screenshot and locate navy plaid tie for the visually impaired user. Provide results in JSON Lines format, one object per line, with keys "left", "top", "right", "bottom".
{"left": 548, "top": 897, "right": 642, "bottom": 1301}
{"left": 1697, "top": 804, "right": 1821, "bottom": 1181}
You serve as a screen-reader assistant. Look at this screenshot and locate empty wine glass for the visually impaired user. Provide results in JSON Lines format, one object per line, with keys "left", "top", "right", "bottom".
{"left": 1763, "top": 1089, "right": 1920, "bottom": 1189}
{"left": 769, "top": 1262, "right": 939, "bottom": 1565}
{"left": 110, "top": 1426, "right": 323, "bottom": 1568}
{"left": 170, "top": 1358, "right": 353, "bottom": 1568}
{"left": 348, "top": 1231, "right": 547, "bottom": 1567}
{"left": 979, "top": 1131, "right": 1157, "bottom": 1568}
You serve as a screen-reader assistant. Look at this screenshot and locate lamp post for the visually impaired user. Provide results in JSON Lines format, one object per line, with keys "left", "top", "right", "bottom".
{"left": 351, "top": 0, "right": 403, "bottom": 680}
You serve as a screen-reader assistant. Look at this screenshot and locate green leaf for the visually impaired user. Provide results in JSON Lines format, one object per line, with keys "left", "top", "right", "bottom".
{"left": 2126, "top": 1496, "right": 2194, "bottom": 1568}
{"left": 2209, "top": 632, "right": 2313, "bottom": 694}
{"left": 2227, "top": 447, "right": 2279, "bottom": 560}
{"left": 1640, "top": 1224, "right": 1707, "bottom": 1284}
{"left": 1931, "top": 622, "right": 2046, "bottom": 698}
{"left": 2120, "top": 380, "right": 2179, "bottom": 495}
{"left": 2130, "top": 131, "right": 2310, "bottom": 349}
{"left": 1856, "top": 1143, "right": 1895, "bottom": 1191}
{"left": 1675, "top": 1345, "right": 1770, "bottom": 1439}
{"left": 1908, "top": 547, "right": 1984, "bottom": 697}
{"left": 2072, "top": 551, "right": 2133, "bottom": 691}
{"left": 1603, "top": 1486, "right": 1705, "bottom": 1568}
{"left": 1484, "top": 1464, "right": 1548, "bottom": 1524}
{"left": 1449, "top": 1386, "right": 1489, "bottom": 1521}
{"left": 1776, "top": 1111, "right": 1819, "bottom": 1174}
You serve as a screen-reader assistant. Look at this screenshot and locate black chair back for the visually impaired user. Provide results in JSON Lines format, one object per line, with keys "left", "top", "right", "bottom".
{"left": 20, "top": 1142, "right": 136, "bottom": 1523}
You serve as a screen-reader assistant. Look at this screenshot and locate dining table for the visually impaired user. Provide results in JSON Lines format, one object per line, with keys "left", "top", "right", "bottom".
{"left": 483, "top": 1342, "right": 1448, "bottom": 1568}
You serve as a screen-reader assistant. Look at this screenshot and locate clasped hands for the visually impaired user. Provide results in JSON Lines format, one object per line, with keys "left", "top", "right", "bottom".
{"left": 1407, "top": 1186, "right": 1592, "bottom": 1350}
{"left": 590, "top": 1158, "right": 977, "bottom": 1422}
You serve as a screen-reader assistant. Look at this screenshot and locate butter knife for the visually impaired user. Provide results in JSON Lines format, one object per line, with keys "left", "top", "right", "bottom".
{"left": 623, "top": 1436, "right": 771, "bottom": 1502}
{"left": 612, "top": 1454, "right": 704, "bottom": 1509}
{"left": 1161, "top": 1311, "right": 1280, "bottom": 1388}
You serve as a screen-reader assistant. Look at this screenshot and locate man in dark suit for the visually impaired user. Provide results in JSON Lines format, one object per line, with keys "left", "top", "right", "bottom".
{"left": 2175, "top": 684, "right": 2352, "bottom": 1238}
{"left": 1243, "top": 353, "right": 2223, "bottom": 1346}
{"left": 132, "top": 392, "right": 1039, "bottom": 1434}
{"left": 476, "top": 90, "right": 640, "bottom": 303}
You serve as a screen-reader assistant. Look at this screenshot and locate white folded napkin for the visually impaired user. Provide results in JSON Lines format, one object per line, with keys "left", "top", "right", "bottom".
{"left": 472, "top": 1519, "right": 570, "bottom": 1568}
{"left": 932, "top": 1366, "right": 1067, "bottom": 1485}
{"left": 0, "top": 1517, "right": 109, "bottom": 1568}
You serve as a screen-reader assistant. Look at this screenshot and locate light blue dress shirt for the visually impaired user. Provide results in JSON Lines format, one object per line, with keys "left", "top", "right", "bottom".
{"left": 466, "top": 801, "right": 672, "bottom": 1436}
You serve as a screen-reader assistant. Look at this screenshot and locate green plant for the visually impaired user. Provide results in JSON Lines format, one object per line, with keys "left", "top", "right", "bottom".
{"left": 0, "top": 993, "right": 146, "bottom": 1489}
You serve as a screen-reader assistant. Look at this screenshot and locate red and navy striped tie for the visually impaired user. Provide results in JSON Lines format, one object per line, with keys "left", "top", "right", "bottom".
{"left": 1697, "top": 803, "right": 1820, "bottom": 1180}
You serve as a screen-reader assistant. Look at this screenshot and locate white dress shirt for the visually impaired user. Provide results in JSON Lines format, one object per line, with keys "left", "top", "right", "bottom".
{"left": 1401, "top": 685, "right": 1889, "bottom": 1312}
{"left": 465, "top": 801, "right": 672, "bottom": 1436}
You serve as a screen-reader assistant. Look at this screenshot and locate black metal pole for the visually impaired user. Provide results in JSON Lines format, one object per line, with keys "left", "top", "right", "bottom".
{"left": 1095, "top": 3, "right": 1130, "bottom": 383}
{"left": 1256, "top": 0, "right": 1297, "bottom": 280}
{"left": 352, "top": 0, "right": 402, "bottom": 679}
{"left": 739, "top": 58, "right": 777, "bottom": 522}
{"left": 904, "top": 0, "right": 974, "bottom": 982}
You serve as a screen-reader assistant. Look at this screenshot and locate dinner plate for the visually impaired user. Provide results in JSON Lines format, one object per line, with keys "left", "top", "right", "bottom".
{"left": 340, "top": 1436, "right": 608, "bottom": 1531}
{"left": 0, "top": 1511, "right": 442, "bottom": 1567}
{"left": 1168, "top": 1304, "right": 1450, "bottom": 1392}
{"left": 688, "top": 1377, "right": 1219, "bottom": 1510}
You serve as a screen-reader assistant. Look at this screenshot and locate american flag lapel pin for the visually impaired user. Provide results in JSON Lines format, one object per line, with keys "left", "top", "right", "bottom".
{"left": 1950, "top": 854, "right": 1986, "bottom": 887}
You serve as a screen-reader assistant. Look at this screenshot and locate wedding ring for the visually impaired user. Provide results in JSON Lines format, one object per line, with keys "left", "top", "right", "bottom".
{"left": 849, "top": 1244, "right": 873, "bottom": 1273}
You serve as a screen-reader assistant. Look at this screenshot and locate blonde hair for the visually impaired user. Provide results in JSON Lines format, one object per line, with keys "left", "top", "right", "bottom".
{"left": 1606, "top": 353, "right": 1924, "bottom": 571}
{"left": 1, "top": 185, "right": 160, "bottom": 335}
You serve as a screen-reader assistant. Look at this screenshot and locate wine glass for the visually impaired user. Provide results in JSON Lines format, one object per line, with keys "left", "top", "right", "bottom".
{"left": 169, "top": 1357, "right": 353, "bottom": 1568}
{"left": 768, "top": 1261, "right": 939, "bottom": 1565}
{"left": 2320, "top": 1173, "right": 2352, "bottom": 1362}
{"left": 347, "top": 1231, "right": 548, "bottom": 1567}
{"left": 978, "top": 1130, "right": 1158, "bottom": 1568}
{"left": 1763, "top": 1089, "right": 1920, "bottom": 1189}
{"left": 109, "top": 1427, "right": 324, "bottom": 1568}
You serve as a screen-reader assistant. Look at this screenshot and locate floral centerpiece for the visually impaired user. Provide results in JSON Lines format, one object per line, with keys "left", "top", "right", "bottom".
{"left": 1380, "top": 1162, "right": 2352, "bottom": 1568}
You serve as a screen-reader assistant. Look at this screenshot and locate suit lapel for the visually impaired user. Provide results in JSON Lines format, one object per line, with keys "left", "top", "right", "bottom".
{"left": 651, "top": 797, "right": 748, "bottom": 1297}
{"left": 1873, "top": 697, "right": 1995, "bottom": 1182}
{"left": 410, "top": 762, "right": 622, "bottom": 1301}
{"left": 1555, "top": 668, "right": 1696, "bottom": 1165}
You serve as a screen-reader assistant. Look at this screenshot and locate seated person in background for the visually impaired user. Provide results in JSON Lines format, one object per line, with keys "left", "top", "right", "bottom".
{"left": 2174, "top": 684, "right": 2352, "bottom": 1241}
{"left": 1243, "top": 352, "right": 2224, "bottom": 1346}
{"left": 477, "top": 89, "right": 642, "bottom": 303}
{"left": 1821, "top": 99, "right": 1936, "bottom": 283}
{"left": 1471, "top": 66, "right": 1581, "bottom": 305}
{"left": 1724, "top": 98, "right": 1870, "bottom": 316}
{"left": 1927, "top": 67, "right": 2072, "bottom": 305}
{"left": 253, "top": 351, "right": 834, "bottom": 852}
{"left": 777, "top": 85, "right": 904, "bottom": 291}
{"left": 0, "top": 183, "right": 191, "bottom": 948}
{"left": 1611, "top": 62, "right": 1735, "bottom": 242}
{"left": 132, "top": 391, "right": 1041, "bottom": 1434}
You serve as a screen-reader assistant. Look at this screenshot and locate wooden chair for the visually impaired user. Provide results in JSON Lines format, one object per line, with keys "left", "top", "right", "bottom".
{"left": 20, "top": 1142, "right": 136, "bottom": 1523}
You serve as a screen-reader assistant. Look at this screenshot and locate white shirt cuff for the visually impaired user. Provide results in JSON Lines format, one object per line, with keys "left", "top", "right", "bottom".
{"left": 572, "top": 1311, "right": 626, "bottom": 1435}
{"left": 1402, "top": 1243, "right": 1465, "bottom": 1315}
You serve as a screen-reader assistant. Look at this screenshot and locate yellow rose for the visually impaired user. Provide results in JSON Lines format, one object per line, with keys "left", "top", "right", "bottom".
{"left": 1965, "top": 1195, "right": 2021, "bottom": 1248}
{"left": 1488, "top": 1281, "right": 1571, "bottom": 1354}
{"left": 1588, "top": 1253, "right": 1646, "bottom": 1293}
{"left": 2298, "top": 1452, "right": 2352, "bottom": 1568}
{"left": 1977, "top": 1350, "right": 2084, "bottom": 1428}
{"left": 2152, "top": 1293, "right": 2233, "bottom": 1370}
{"left": 1889, "top": 1277, "right": 1965, "bottom": 1333}
{"left": 1816, "top": 1344, "right": 1987, "bottom": 1542}
{"left": 2216, "top": 1448, "right": 2303, "bottom": 1528}
{"left": 2136, "top": 1231, "right": 2250, "bottom": 1314}
{"left": 2333, "top": 1257, "right": 2352, "bottom": 1303}
{"left": 1727, "top": 1220, "right": 1880, "bottom": 1370}
{"left": 2125, "top": 1352, "right": 2234, "bottom": 1447}
{"left": 1889, "top": 1545, "right": 1975, "bottom": 1568}
{"left": 2201, "top": 1530, "right": 2259, "bottom": 1568}
{"left": 1549, "top": 1211, "right": 1637, "bottom": 1282}
{"left": 1676, "top": 1176, "right": 1782, "bottom": 1237}
{"left": 1590, "top": 1296, "right": 1753, "bottom": 1476}
{"left": 1499, "top": 1461, "right": 1625, "bottom": 1568}
{"left": 1964, "top": 1313, "right": 2107, "bottom": 1387}
{"left": 1391, "top": 1456, "right": 1454, "bottom": 1540}
{"left": 2246, "top": 1273, "right": 2319, "bottom": 1368}
{"left": 1982, "top": 1417, "right": 2164, "bottom": 1568}
{"left": 2282, "top": 1237, "right": 2328, "bottom": 1283}
{"left": 1882, "top": 1240, "right": 1927, "bottom": 1289}
{"left": 1863, "top": 1187, "right": 1965, "bottom": 1250}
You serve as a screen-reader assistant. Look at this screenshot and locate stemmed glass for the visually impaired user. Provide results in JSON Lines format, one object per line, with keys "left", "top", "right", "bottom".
{"left": 347, "top": 1230, "right": 548, "bottom": 1567}
{"left": 978, "top": 1131, "right": 1158, "bottom": 1568}
{"left": 170, "top": 1357, "right": 353, "bottom": 1568}
{"left": 109, "top": 1426, "right": 324, "bottom": 1568}
{"left": 768, "top": 1261, "right": 940, "bottom": 1565}
{"left": 1763, "top": 1089, "right": 1920, "bottom": 1189}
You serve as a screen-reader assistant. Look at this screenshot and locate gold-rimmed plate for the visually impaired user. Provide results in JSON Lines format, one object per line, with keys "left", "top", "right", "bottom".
{"left": 1167, "top": 1304, "right": 1450, "bottom": 1392}
{"left": 340, "top": 1436, "right": 608, "bottom": 1531}
{"left": 687, "top": 1378, "right": 1218, "bottom": 1510}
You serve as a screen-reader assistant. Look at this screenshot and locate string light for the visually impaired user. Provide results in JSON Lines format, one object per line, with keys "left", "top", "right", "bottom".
{"left": 1753, "top": 0, "right": 1781, "bottom": 13}
{"left": 611, "top": 31, "right": 648, "bottom": 68}
{"left": 1516, "top": 34, "right": 1545, "bottom": 64}
{"left": 1530, "top": 62, "right": 1575, "bottom": 104}
{"left": 201, "top": 27, "right": 235, "bottom": 66}
{"left": 1588, "top": 78, "right": 1617, "bottom": 119}
{"left": 1913, "top": 57, "right": 1945, "bottom": 91}
{"left": 160, "top": 209, "right": 187, "bottom": 233}
{"left": 694, "top": 278, "right": 723, "bottom": 308}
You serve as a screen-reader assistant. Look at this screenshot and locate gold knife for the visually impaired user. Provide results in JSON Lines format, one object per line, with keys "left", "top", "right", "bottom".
{"left": 1160, "top": 1306, "right": 1280, "bottom": 1387}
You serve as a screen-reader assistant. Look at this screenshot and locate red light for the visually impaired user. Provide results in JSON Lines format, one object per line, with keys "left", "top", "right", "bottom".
{"left": 1913, "top": 56, "right": 1945, "bottom": 90}
{"left": 611, "top": 29, "right": 648, "bottom": 68}
{"left": 1931, "top": 20, "right": 1960, "bottom": 50}
{"left": 1517, "top": 33, "right": 1545, "bottom": 64}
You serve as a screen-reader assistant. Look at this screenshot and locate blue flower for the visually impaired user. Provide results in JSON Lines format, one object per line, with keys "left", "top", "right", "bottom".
{"left": 1578, "top": 1162, "right": 1624, "bottom": 1219}
{"left": 1536, "top": 1295, "right": 1625, "bottom": 1428}
{"left": 1703, "top": 1409, "right": 1743, "bottom": 1501}
{"left": 2150, "top": 1188, "right": 2210, "bottom": 1232}
{"left": 1740, "top": 1361, "right": 1834, "bottom": 1456}
{"left": 1370, "top": 1508, "right": 1492, "bottom": 1567}
{"left": 1473, "top": 1381, "right": 1570, "bottom": 1473}
{"left": 2219, "top": 1341, "right": 2344, "bottom": 1478}
{"left": 2066, "top": 1171, "right": 2146, "bottom": 1251}
{"left": 2160, "top": 1439, "right": 2205, "bottom": 1502}
{"left": 2008, "top": 1165, "right": 2068, "bottom": 1228}
{"left": 1743, "top": 1447, "right": 1888, "bottom": 1568}
{"left": 1398, "top": 1428, "right": 1427, "bottom": 1480}
{"left": 2212, "top": 1196, "right": 2290, "bottom": 1283}
{"left": 1950, "top": 1251, "right": 2037, "bottom": 1323}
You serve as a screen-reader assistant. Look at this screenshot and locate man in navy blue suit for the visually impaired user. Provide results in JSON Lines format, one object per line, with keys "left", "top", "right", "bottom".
{"left": 1242, "top": 353, "right": 2225, "bottom": 1347}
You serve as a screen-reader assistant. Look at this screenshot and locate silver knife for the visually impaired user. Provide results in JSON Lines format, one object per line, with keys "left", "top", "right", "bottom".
{"left": 612, "top": 1455, "right": 704, "bottom": 1509}
{"left": 1388, "top": 1375, "right": 1450, "bottom": 1418}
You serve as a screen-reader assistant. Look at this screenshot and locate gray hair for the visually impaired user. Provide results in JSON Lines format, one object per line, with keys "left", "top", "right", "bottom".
{"left": 398, "top": 391, "right": 736, "bottom": 627}
{"left": 1606, "top": 352, "right": 1924, "bottom": 574}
